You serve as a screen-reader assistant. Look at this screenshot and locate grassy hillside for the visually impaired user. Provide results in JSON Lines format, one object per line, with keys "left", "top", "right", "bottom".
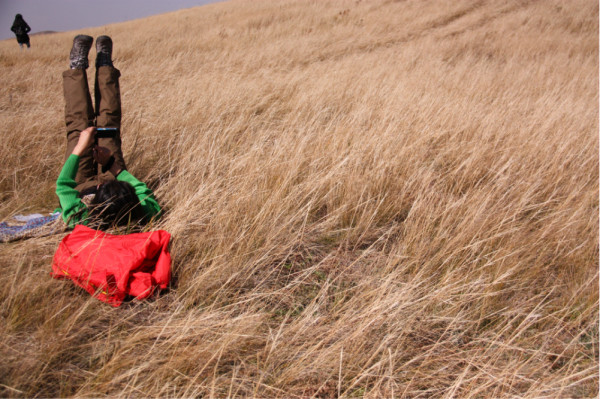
{"left": 0, "top": 0, "right": 597, "bottom": 397}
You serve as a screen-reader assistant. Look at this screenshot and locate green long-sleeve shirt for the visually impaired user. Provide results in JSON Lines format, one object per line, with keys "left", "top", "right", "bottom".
{"left": 56, "top": 154, "right": 161, "bottom": 227}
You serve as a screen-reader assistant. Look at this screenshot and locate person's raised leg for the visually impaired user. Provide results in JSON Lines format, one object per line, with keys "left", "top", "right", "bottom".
{"left": 63, "top": 34, "right": 96, "bottom": 191}
{"left": 94, "top": 35, "right": 126, "bottom": 183}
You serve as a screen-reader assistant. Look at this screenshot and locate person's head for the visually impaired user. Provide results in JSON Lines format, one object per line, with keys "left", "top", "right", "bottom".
{"left": 15, "top": 14, "right": 23, "bottom": 20}
{"left": 88, "top": 180, "right": 144, "bottom": 228}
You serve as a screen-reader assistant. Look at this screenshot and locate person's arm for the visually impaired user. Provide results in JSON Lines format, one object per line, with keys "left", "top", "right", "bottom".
{"left": 56, "top": 154, "right": 87, "bottom": 226}
{"left": 25, "top": 23, "right": 30, "bottom": 33}
{"left": 56, "top": 127, "right": 96, "bottom": 226}
{"left": 117, "top": 170, "right": 161, "bottom": 219}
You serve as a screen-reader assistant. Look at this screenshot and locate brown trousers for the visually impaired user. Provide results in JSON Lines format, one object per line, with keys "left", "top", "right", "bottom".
{"left": 63, "top": 66, "right": 127, "bottom": 192}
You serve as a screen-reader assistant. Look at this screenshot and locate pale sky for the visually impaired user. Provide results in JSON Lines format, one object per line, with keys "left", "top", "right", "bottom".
{"left": 1, "top": 0, "right": 222, "bottom": 40}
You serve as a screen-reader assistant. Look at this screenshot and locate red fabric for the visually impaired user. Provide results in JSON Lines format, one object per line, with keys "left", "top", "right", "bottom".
{"left": 51, "top": 225, "right": 171, "bottom": 307}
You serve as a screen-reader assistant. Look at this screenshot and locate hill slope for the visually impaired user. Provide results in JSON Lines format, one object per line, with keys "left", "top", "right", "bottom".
{"left": 0, "top": 0, "right": 597, "bottom": 397}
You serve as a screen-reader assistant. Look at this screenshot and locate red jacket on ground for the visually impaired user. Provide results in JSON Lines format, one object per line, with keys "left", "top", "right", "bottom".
{"left": 52, "top": 225, "right": 171, "bottom": 307}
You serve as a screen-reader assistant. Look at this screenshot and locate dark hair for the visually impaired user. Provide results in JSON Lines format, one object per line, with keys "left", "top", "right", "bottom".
{"left": 88, "top": 180, "right": 145, "bottom": 228}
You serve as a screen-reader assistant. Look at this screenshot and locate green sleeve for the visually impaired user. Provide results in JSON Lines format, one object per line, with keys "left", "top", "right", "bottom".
{"left": 56, "top": 154, "right": 88, "bottom": 227}
{"left": 116, "top": 170, "right": 161, "bottom": 220}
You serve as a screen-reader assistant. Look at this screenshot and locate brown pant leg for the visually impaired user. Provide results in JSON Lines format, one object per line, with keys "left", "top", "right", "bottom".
{"left": 95, "top": 66, "right": 126, "bottom": 184}
{"left": 62, "top": 68, "right": 97, "bottom": 192}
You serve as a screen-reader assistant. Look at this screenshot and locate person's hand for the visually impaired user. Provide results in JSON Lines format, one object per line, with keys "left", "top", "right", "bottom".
{"left": 93, "top": 145, "right": 113, "bottom": 166}
{"left": 72, "top": 127, "right": 96, "bottom": 156}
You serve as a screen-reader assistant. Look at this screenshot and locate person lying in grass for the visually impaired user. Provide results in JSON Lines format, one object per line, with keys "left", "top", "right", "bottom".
{"left": 56, "top": 35, "right": 160, "bottom": 229}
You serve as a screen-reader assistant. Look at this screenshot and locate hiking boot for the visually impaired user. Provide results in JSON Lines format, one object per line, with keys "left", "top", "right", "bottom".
{"left": 69, "top": 34, "right": 93, "bottom": 69}
{"left": 95, "top": 35, "right": 113, "bottom": 67}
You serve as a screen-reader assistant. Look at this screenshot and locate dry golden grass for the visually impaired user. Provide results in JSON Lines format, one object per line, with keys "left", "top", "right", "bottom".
{"left": 0, "top": 0, "right": 598, "bottom": 397}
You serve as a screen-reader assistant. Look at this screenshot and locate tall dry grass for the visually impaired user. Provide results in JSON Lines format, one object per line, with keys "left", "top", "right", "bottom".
{"left": 0, "top": 0, "right": 597, "bottom": 397}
